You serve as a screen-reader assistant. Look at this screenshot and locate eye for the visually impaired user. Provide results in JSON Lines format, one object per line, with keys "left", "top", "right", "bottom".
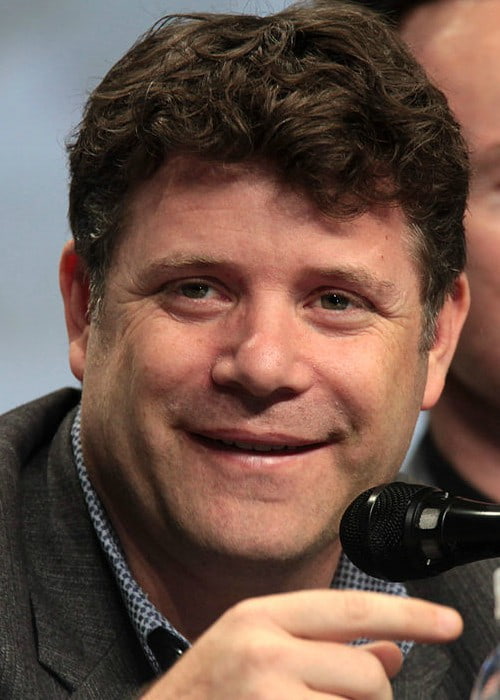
{"left": 176, "top": 282, "right": 215, "bottom": 299}
{"left": 312, "top": 290, "right": 365, "bottom": 312}
{"left": 318, "top": 292, "right": 352, "bottom": 311}
{"left": 159, "top": 277, "right": 232, "bottom": 320}
{"left": 306, "top": 287, "right": 376, "bottom": 332}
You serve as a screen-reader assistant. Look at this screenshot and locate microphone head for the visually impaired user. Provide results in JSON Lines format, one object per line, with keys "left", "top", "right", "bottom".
{"left": 339, "top": 481, "right": 442, "bottom": 581}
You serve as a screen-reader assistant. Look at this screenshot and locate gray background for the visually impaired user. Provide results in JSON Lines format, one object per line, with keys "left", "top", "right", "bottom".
{"left": 0, "top": 0, "right": 284, "bottom": 414}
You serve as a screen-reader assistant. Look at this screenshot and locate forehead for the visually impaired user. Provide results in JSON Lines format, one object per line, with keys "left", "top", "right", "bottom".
{"left": 125, "top": 155, "right": 414, "bottom": 249}
{"left": 118, "top": 156, "right": 422, "bottom": 298}
{"left": 128, "top": 155, "right": 415, "bottom": 230}
{"left": 129, "top": 156, "right": 316, "bottom": 223}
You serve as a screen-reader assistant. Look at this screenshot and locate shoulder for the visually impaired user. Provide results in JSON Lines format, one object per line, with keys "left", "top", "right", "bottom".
{"left": 0, "top": 390, "right": 80, "bottom": 696}
{"left": 0, "top": 387, "right": 82, "bottom": 542}
{"left": 0, "top": 387, "right": 81, "bottom": 554}
{"left": 0, "top": 388, "right": 81, "bottom": 473}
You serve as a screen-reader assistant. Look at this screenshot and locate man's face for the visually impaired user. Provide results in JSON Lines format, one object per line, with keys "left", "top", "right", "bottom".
{"left": 403, "top": 0, "right": 500, "bottom": 407}
{"left": 67, "top": 157, "right": 453, "bottom": 568}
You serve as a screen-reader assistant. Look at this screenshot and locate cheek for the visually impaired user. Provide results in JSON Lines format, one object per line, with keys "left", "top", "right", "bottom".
{"left": 331, "top": 333, "right": 420, "bottom": 396}
{"left": 465, "top": 201, "right": 500, "bottom": 285}
{"left": 461, "top": 219, "right": 500, "bottom": 341}
{"left": 467, "top": 250, "right": 500, "bottom": 301}
{"left": 128, "top": 325, "right": 216, "bottom": 394}
{"left": 454, "top": 226, "right": 500, "bottom": 374}
{"left": 351, "top": 336, "right": 425, "bottom": 438}
{"left": 315, "top": 335, "right": 421, "bottom": 452}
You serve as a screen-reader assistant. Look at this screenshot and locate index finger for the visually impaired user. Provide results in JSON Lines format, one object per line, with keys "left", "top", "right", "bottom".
{"left": 253, "top": 589, "right": 463, "bottom": 643}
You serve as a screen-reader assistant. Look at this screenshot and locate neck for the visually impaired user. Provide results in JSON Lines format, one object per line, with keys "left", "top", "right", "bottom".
{"left": 429, "top": 372, "right": 500, "bottom": 501}
{"left": 111, "top": 519, "right": 341, "bottom": 642}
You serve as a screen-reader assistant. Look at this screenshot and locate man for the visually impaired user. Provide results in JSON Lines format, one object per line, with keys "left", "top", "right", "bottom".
{"left": 354, "top": 0, "right": 500, "bottom": 503}
{"left": 1, "top": 2, "right": 490, "bottom": 697}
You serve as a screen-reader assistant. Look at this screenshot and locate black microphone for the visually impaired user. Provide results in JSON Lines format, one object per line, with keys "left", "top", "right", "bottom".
{"left": 339, "top": 481, "right": 500, "bottom": 582}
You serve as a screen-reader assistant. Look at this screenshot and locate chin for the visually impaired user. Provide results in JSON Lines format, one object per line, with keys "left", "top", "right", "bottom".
{"left": 191, "top": 522, "right": 336, "bottom": 568}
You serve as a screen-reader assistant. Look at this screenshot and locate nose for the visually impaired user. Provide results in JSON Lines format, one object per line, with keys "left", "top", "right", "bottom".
{"left": 211, "top": 303, "right": 314, "bottom": 399}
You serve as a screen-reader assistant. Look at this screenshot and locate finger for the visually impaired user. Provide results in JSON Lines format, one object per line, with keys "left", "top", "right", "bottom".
{"left": 250, "top": 589, "right": 463, "bottom": 643}
{"left": 361, "top": 641, "right": 403, "bottom": 679}
{"left": 285, "top": 638, "right": 394, "bottom": 699}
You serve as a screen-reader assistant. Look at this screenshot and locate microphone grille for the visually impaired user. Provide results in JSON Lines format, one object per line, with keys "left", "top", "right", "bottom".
{"left": 340, "top": 481, "right": 424, "bottom": 580}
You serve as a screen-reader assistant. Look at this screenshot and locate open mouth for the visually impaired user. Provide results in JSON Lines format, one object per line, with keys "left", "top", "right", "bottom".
{"left": 190, "top": 433, "right": 323, "bottom": 455}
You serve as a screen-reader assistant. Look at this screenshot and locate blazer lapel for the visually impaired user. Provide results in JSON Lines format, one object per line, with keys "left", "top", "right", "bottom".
{"left": 22, "top": 406, "right": 152, "bottom": 694}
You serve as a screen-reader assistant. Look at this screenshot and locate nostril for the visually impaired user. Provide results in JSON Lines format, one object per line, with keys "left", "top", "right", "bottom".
{"left": 211, "top": 343, "right": 313, "bottom": 398}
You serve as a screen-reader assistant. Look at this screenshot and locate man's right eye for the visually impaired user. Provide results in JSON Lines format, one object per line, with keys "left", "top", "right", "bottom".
{"left": 177, "top": 282, "right": 213, "bottom": 299}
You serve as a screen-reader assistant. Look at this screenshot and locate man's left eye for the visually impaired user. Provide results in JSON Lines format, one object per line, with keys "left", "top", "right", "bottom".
{"left": 177, "top": 282, "right": 213, "bottom": 299}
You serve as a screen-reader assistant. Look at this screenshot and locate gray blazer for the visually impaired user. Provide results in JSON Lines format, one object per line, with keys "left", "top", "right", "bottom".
{"left": 1, "top": 389, "right": 497, "bottom": 698}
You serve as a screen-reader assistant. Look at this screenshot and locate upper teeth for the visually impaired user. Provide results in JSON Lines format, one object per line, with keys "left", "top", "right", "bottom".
{"left": 220, "top": 439, "right": 294, "bottom": 452}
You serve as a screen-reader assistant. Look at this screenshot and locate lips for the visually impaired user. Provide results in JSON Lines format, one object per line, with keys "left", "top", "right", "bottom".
{"left": 189, "top": 432, "right": 325, "bottom": 455}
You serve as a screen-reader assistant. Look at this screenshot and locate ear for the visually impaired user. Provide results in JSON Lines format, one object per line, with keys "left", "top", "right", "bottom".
{"left": 59, "top": 239, "right": 91, "bottom": 382}
{"left": 421, "top": 273, "right": 470, "bottom": 410}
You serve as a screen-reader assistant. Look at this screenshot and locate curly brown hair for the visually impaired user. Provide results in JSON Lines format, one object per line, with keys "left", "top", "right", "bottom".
{"left": 67, "top": 1, "right": 468, "bottom": 349}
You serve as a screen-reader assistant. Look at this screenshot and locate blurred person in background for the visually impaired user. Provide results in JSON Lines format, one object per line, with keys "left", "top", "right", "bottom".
{"left": 355, "top": 0, "right": 500, "bottom": 503}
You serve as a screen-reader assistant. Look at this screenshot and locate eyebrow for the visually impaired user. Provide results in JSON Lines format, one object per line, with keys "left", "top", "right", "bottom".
{"left": 139, "top": 254, "right": 229, "bottom": 277}
{"left": 312, "top": 265, "right": 397, "bottom": 293}
{"left": 138, "top": 255, "right": 397, "bottom": 296}
{"left": 134, "top": 255, "right": 233, "bottom": 291}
